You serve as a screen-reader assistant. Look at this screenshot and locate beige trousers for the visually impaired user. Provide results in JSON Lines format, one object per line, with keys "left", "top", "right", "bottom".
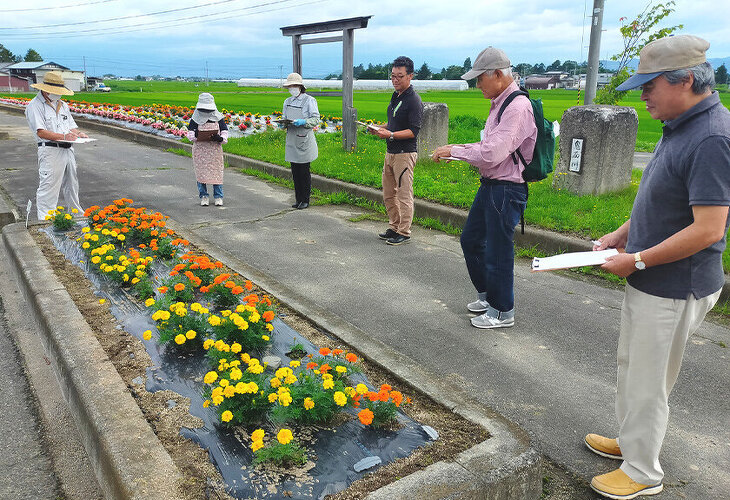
{"left": 616, "top": 283, "right": 720, "bottom": 485}
{"left": 382, "top": 152, "right": 417, "bottom": 236}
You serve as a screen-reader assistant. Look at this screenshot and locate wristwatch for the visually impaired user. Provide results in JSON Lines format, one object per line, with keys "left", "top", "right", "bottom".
{"left": 388, "top": 131, "right": 394, "bottom": 141}
{"left": 634, "top": 252, "right": 646, "bottom": 270}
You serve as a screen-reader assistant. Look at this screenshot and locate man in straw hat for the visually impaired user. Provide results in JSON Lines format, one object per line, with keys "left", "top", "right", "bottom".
{"left": 590, "top": 35, "right": 730, "bottom": 499}
{"left": 25, "top": 70, "right": 88, "bottom": 219}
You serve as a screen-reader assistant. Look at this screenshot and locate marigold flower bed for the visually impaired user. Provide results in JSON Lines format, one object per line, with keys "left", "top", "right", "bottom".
{"left": 36, "top": 198, "right": 488, "bottom": 499}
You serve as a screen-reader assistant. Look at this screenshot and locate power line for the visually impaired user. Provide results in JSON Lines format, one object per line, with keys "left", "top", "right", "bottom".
{"left": 4, "top": 0, "right": 119, "bottom": 12}
{"left": 1, "top": 0, "right": 325, "bottom": 39}
{"left": 1, "top": 0, "right": 241, "bottom": 30}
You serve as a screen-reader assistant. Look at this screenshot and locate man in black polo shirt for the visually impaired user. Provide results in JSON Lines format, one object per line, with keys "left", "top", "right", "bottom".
{"left": 372, "top": 56, "right": 423, "bottom": 245}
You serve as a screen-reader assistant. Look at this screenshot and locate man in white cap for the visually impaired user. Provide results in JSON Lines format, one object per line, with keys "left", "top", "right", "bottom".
{"left": 432, "top": 47, "right": 536, "bottom": 329}
{"left": 25, "top": 70, "right": 88, "bottom": 219}
{"left": 590, "top": 35, "right": 730, "bottom": 499}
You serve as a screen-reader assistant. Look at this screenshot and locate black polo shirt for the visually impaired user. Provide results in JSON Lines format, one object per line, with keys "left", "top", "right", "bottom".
{"left": 386, "top": 85, "right": 423, "bottom": 154}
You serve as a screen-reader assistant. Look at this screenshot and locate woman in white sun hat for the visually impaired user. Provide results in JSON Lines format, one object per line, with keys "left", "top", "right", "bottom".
{"left": 281, "top": 73, "right": 319, "bottom": 209}
{"left": 186, "top": 93, "right": 228, "bottom": 206}
{"left": 25, "top": 71, "right": 88, "bottom": 220}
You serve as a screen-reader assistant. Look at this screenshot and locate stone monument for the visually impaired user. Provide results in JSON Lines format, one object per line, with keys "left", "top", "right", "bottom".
{"left": 552, "top": 105, "right": 638, "bottom": 196}
{"left": 417, "top": 102, "right": 449, "bottom": 161}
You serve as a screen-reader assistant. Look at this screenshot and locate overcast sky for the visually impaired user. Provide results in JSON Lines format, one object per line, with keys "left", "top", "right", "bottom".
{"left": 2, "top": 0, "right": 727, "bottom": 78}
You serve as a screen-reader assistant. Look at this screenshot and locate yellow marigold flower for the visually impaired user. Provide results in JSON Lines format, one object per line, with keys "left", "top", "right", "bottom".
{"left": 229, "top": 360, "right": 241, "bottom": 367}
{"left": 208, "top": 315, "right": 221, "bottom": 326}
{"left": 323, "top": 379, "right": 334, "bottom": 390}
{"left": 91, "top": 256, "right": 101, "bottom": 264}
{"left": 268, "top": 392, "right": 278, "bottom": 403}
{"left": 174, "top": 334, "right": 186, "bottom": 345}
{"left": 203, "top": 371, "right": 218, "bottom": 384}
{"left": 82, "top": 242, "right": 90, "bottom": 249}
{"left": 344, "top": 386, "right": 356, "bottom": 397}
{"left": 235, "top": 382, "right": 246, "bottom": 393}
{"left": 82, "top": 227, "right": 90, "bottom": 233}
{"left": 117, "top": 234, "right": 125, "bottom": 241}
{"left": 241, "top": 353, "right": 251, "bottom": 364}
{"left": 57, "top": 206, "right": 64, "bottom": 210}
{"left": 221, "top": 310, "right": 231, "bottom": 317}
{"left": 284, "top": 374, "right": 297, "bottom": 385}
{"left": 356, "top": 383, "right": 368, "bottom": 395}
{"left": 64, "top": 214, "right": 72, "bottom": 220}
{"left": 235, "top": 304, "right": 246, "bottom": 313}
{"left": 333, "top": 391, "right": 347, "bottom": 407}
{"left": 98, "top": 298, "right": 106, "bottom": 304}
{"left": 213, "top": 339, "right": 226, "bottom": 351}
{"left": 175, "top": 308, "right": 187, "bottom": 317}
{"left": 229, "top": 368, "right": 243, "bottom": 381}
{"left": 71, "top": 208, "right": 78, "bottom": 214}
{"left": 251, "top": 429, "right": 265, "bottom": 441}
{"left": 265, "top": 324, "right": 274, "bottom": 332}
{"left": 142, "top": 330, "right": 152, "bottom": 341}
{"left": 122, "top": 274, "right": 129, "bottom": 282}
{"left": 335, "top": 365, "right": 347, "bottom": 374}
{"left": 275, "top": 367, "right": 292, "bottom": 380}
{"left": 190, "top": 302, "right": 201, "bottom": 312}
{"left": 203, "top": 399, "right": 210, "bottom": 408}
{"left": 289, "top": 360, "right": 301, "bottom": 368}
{"left": 251, "top": 440, "right": 264, "bottom": 452}
{"left": 303, "top": 397, "right": 315, "bottom": 410}
{"left": 131, "top": 277, "right": 140, "bottom": 284}
{"left": 110, "top": 230, "right": 118, "bottom": 237}
{"left": 223, "top": 385, "right": 236, "bottom": 398}
{"left": 185, "top": 329, "right": 196, "bottom": 340}
{"left": 248, "top": 312, "right": 260, "bottom": 323}
{"left": 248, "top": 363, "right": 264, "bottom": 375}
{"left": 231, "top": 342, "right": 242, "bottom": 354}
{"left": 322, "top": 373, "right": 333, "bottom": 381}
{"left": 221, "top": 410, "right": 233, "bottom": 422}
{"left": 161, "top": 311, "right": 170, "bottom": 321}
{"left": 91, "top": 234, "right": 99, "bottom": 241}
{"left": 261, "top": 335, "right": 269, "bottom": 341}
{"left": 211, "top": 387, "right": 223, "bottom": 398}
{"left": 248, "top": 382, "right": 258, "bottom": 393}
{"left": 212, "top": 395, "right": 224, "bottom": 405}
{"left": 278, "top": 392, "right": 292, "bottom": 406}
{"left": 270, "top": 378, "right": 281, "bottom": 388}
{"left": 219, "top": 378, "right": 229, "bottom": 387}
{"left": 277, "top": 429, "right": 293, "bottom": 445}
{"left": 203, "top": 339, "right": 214, "bottom": 350}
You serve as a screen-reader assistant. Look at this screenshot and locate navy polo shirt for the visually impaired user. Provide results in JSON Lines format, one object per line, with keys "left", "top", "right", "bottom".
{"left": 626, "top": 92, "right": 730, "bottom": 299}
{"left": 386, "top": 85, "right": 423, "bottom": 154}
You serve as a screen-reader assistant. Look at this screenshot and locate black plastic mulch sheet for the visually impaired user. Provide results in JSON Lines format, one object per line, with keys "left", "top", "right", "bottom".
{"left": 43, "top": 227, "right": 432, "bottom": 499}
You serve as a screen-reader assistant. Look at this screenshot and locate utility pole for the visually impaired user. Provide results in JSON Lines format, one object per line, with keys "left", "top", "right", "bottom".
{"left": 584, "top": 0, "right": 604, "bottom": 104}
{"left": 83, "top": 56, "right": 88, "bottom": 90}
{"left": 205, "top": 61, "right": 209, "bottom": 87}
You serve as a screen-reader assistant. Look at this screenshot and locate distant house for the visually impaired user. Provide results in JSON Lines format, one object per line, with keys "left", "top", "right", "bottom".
{"left": 524, "top": 74, "right": 562, "bottom": 90}
{"left": 577, "top": 73, "right": 614, "bottom": 90}
{"left": 5, "top": 61, "right": 86, "bottom": 92}
{"left": 0, "top": 70, "right": 31, "bottom": 92}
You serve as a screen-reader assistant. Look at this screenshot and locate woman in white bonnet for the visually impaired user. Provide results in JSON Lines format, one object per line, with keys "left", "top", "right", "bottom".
{"left": 281, "top": 73, "right": 319, "bottom": 209}
{"left": 186, "top": 93, "right": 228, "bottom": 206}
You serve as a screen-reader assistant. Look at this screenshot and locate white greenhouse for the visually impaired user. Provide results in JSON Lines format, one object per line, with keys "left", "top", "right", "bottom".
{"left": 236, "top": 78, "right": 468, "bottom": 91}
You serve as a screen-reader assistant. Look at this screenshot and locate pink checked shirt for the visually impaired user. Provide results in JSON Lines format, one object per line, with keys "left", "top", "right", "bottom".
{"left": 451, "top": 81, "right": 537, "bottom": 183}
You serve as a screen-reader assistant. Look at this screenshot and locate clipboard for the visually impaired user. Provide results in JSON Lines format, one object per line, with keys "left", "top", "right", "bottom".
{"left": 531, "top": 249, "right": 619, "bottom": 272}
{"left": 273, "top": 118, "right": 293, "bottom": 127}
{"left": 56, "top": 137, "right": 97, "bottom": 144}
{"left": 196, "top": 129, "right": 218, "bottom": 141}
{"left": 355, "top": 120, "right": 381, "bottom": 132}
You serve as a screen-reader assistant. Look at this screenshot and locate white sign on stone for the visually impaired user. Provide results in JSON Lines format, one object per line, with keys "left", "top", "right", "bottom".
{"left": 569, "top": 138, "right": 584, "bottom": 173}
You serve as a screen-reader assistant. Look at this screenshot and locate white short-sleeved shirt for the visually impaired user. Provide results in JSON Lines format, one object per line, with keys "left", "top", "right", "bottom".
{"left": 25, "top": 93, "right": 78, "bottom": 143}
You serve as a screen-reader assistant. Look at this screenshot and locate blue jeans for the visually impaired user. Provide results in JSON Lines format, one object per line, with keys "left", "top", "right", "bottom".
{"left": 461, "top": 181, "right": 528, "bottom": 314}
{"left": 197, "top": 182, "right": 223, "bottom": 199}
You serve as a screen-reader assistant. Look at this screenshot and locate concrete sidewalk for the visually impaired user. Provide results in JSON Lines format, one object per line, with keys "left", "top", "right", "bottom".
{"left": 1, "top": 110, "right": 728, "bottom": 499}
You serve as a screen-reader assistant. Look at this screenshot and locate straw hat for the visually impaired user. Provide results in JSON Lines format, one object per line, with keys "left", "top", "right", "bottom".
{"left": 283, "top": 73, "right": 306, "bottom": 90}
{"left": 31, "top": 71, "right": 74, "bottom": 96}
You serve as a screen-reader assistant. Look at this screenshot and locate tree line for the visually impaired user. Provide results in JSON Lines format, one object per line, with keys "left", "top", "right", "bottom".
{"left": 0, "top": 43, "right": 43, "bottom": 63}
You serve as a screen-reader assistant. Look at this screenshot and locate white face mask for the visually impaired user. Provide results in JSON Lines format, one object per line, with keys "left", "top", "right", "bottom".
{"left": 288, "top": 87, "right": 301, "bottom": 97}
{"left": 46, "top": 93, "right": 61, "bottom": 103}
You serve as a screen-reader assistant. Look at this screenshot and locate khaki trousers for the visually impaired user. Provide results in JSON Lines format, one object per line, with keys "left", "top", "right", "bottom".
{"left": 382, "top": 152, "right": 417, "bottom": 236}
{"left": 616, "top": 283, "right": 720, "bottom": 485}
{"left": 36, "top": 145, "right": 82, "bottom": 220}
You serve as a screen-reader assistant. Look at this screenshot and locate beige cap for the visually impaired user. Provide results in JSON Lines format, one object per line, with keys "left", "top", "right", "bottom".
{"left": 283, "top": 72, "right": 306, "bottom": 90}
{"left": 617, "top": 35, "right": 710, "bottom": 91}
{"left": 30, "top": 71, "right": 74, "bottom": 96}
{"left": 461, "top": 47, "right": 511, "bottom": 80}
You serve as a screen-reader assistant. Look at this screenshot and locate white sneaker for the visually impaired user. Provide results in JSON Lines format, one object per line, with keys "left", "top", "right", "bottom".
{"left": 214, "top": 198, "right": 223, "bottom": 206}
{"left": 200, "top": 196, "right": 209, "bottom": 206}
{"left": 467, "top": 299, "right": 490, "bottom": 313}
{"left": 471, "top": 313, "right": 514, "bottom": 329}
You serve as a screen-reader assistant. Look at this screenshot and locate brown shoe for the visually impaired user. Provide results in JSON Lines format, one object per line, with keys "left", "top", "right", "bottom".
{"left": 591, "top": 468, "right": 663, "bottom": 499}
{"left": 585, "top": 433, "right": 622, "bottom": 459}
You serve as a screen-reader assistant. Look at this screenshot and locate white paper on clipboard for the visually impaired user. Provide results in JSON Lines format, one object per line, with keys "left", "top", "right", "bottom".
{"left": 531, "top": 248, "right": 618, "bottom": 272}
{"left": 57, "top": 137, "right": 97, "bottom": 144}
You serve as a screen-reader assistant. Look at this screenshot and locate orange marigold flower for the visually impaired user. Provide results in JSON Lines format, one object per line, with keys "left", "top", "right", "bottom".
{"left": 319, "top": 363, "right": 331, "bottom": 374}
{"left": 390, "top": 391, "right": 403, "bottom": 407}
{"left": 332, "top": 348, "right": 344, "bottom": 356}
{"left": 158, "top": 286, "right": 168, "bottom": 293}
{"left": 224, "top": 281, "right": 236, "bottom": 289}
{"left": 380, "top": 384, "right": 392, "bottom": 392}
{"left": 345, "top": 353, "right": 358, "bottom": 363}
{"left": 319, "top": 347, "right": 331, "bottom": 356}
{"left": 244, "top": 280, "right": 253, "bottom": 291}
{"left": 174, "top": 283, "right": 185, "bottom": 292}
{"left": 367, "top": 391, "right": 379, "bottom": 402}
{"left": 262, "top": 311, "right": 275, "bottom": 322}
{"left": 378, "top": 390, "right": 389, "bottom": 402}
{"left": 306, "top": 362, "right": 318, "bottom": 370}
{"left": 358, "top": 408, "right": 374, "bottom": 425}
{"left": 169, "top": 270, "right": 179, "bottom": 276}
{"left": 231, "top": 286, "right": 244, "bottom": 295}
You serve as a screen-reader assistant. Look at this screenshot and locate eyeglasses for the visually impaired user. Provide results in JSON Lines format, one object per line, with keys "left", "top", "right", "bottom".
{"left": 390, "top": 73, "right": 409, "bottom": 81}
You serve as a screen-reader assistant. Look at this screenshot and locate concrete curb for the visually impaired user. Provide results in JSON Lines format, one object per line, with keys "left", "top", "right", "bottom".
{"left": 168, "top": 220, "right": 543, "bottom": 499}
{"left": 2, "top": 222, "right": 184, "bottom": 500}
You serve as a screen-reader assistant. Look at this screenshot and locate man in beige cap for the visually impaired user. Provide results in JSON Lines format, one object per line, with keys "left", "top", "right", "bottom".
{"left": 590, "top": 35, "right": 730, "bottom": 499}
{"left": 25, "top": 71, "right": 88, "bottom": 219}
{"left": 432, "top": 46, "right": 536, "bottom": 329}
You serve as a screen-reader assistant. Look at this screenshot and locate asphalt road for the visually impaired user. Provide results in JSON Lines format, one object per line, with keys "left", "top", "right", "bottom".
{"left": 0, "top": 110, "right": 727, "bottom": 500}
